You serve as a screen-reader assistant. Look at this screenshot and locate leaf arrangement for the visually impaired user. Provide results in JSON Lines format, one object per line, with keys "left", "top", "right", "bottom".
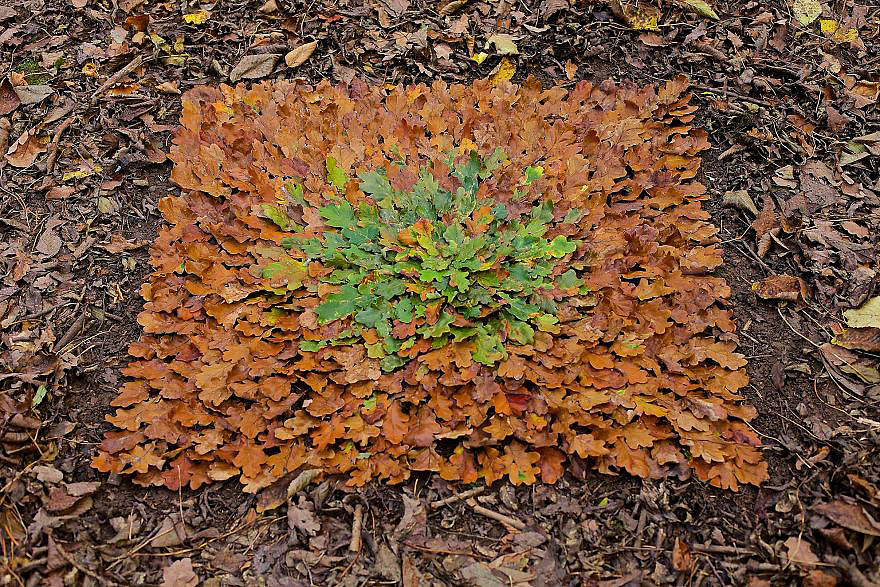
{"left": 93, "top": 77, "right": 768, "bottom": 492}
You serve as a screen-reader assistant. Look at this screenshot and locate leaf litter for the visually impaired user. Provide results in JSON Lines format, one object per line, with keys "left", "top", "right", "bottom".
{"left": 1, "top": 0, "right": 878, "bottom": 584}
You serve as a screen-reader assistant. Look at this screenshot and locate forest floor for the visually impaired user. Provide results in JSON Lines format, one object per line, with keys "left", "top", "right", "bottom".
{"left": 1, "top": 0, "right": 879, "bottom": 585}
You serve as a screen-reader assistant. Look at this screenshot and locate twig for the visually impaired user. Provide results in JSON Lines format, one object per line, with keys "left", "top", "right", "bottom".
{"left": 465, "top": 498, "right": 526, "bottom": 531}
{"left": 776, "top": 307, "right": 821, "bottom": 349}
{"left": 401, "top": 542, "right": 491, "bottom": 559}
{"left": 429, "top": 486, "right": 485, "bottom": 509}
{"left": 53, "top": 312, "right": 87, "bottom": 353}
{"left": 634, "top": 507, "right": 647, "bottom": 549}
{"left": 348, "top": 504, "right": 363, "bottom": 553}
{"left": 693, "top": 85, "right": 773, "bottom": 108}
{"left": 45, "top": 116, "right": 74, "bottom": 175}
{"left": 692, "top": 544, "right": 754, "bottom": 556}
{"left": 90, "top": 55, "right": 145, "bottom": 103}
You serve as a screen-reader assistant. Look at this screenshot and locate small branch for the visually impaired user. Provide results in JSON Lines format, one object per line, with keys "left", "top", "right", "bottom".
{"left": 692, "top": 544, "right": 754, "bottom": 556}
{"left": 90, "top": 55, "right": 145, "bottom": 103}
{"left": 348, "top": 503, "right": 363, "bottom": 553}
{"left": 46, "top": 116, "right": 74, "bottom": 175}
{"left": 693, "top": 85, "right": 773, "bottom": 108}
{"left": 465, "top": 498, "right": 526, "bottom": 531}
{"left": 429, "top": 486, "right": 485, "bottom": 509}
{"left": 53, "top": 312, "right": 87, "bottom": 353}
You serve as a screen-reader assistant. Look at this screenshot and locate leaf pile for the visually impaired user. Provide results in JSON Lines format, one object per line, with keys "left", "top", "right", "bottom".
{"left": 93, "top": 77, "right": 768, "bottom": 492}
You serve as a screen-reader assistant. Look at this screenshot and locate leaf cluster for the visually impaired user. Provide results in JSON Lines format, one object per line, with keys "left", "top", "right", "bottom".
{"left": 93, "top": 77, "right": 768, "bottom": 493}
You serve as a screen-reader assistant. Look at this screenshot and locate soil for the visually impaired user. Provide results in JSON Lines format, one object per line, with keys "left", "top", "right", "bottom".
{"left": 1, "top": 0, "right": 879, "bottom": 585}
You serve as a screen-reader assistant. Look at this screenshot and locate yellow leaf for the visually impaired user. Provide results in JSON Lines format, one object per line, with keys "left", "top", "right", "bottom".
{"left": 792, "top": 0, "right": 821, "bottom": 26}
{"left": 610, "top": 0, "right": 660, "bottom": 31}
{"left": 490, "top": 57, "right": 515, "bottom": 86}
{"left": 844, "top": 296, "right": 880, "bottom": 328}
{"left": 820, "top": 19, "right": 859, "bottom": 42}
{"left": 682, "top": 0, "right": 719, "bottom": 20}
{"left": 183, "top": 12, "right": 209, "bottom": 24}
{"left": 471, "top": 52, "right": 489, "bottom": 64}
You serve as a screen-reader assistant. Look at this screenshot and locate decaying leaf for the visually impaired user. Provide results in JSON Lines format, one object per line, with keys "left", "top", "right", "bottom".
{"left": 792, "top": 0, "right": 821, "bottom": 26}
{"left": 752, "top": 275, "right": 808, "bottom": 302}
{"left": 487, "top": 33, "right": 518, "bottom": 55}
{"left": 229, "top": 53, "right": 281, "bottom": 82}
{"left": 490, "top": 57, "right": 516, "bottom": 85}
{"left": 832, "top": 327, "right": 880, "bottom": 353}
{"left": 814, "top": 501, "right": 880, "bottom": 536}
{"left": 843, "top": 296, "right": 880, "bottom": 328}
{"left": 6, "top": 126, "right": 49, "bottom": 167}
{"left": 609, "top": 0, "right": 660, "bottom": 31}
{"left": 93, "top": 77, "right": 765, "bottom": 493}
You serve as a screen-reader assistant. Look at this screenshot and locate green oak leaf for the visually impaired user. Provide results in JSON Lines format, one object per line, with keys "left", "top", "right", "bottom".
{"left": 548, "top": 235, "right": 578, "bottom": 257}
{"left": 260, "top": 203, "right": 290, "bottom": 230}
{"left": 262, "top": 258, "right": 307, "bottom": 290}
{"left": 320, "top": 201, "right": 356, "bottom": 228}
{"left": 315, "top": 284, "right": 362, "bottom": 323}
{"left": 326, "top": 156, "right": 349, "bottom": 191}
{"left": 523, "top": 165, "right": 543, "bottom": 185}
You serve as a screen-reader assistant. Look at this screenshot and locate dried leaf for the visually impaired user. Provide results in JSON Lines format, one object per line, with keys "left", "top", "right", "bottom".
{"left": 229, "top": 54, "right": 281, "bottom": 82}
{"left": 752, "top": 275, "right": 808, "bottom": 302}
{"left": 6, "top": 127, "right": 49, "bottom": 167}
{"left": 285, "top": 41, "right": 318, "bottom": 68}
{"left": 487, "top": 33, "right": 518, "bottom": 55}
{"left": 844, "top": 296, "right": 880, "bottom": 328}
{"left": 814, "top": 501, "right": 880, "bottom": 536}
{"left": 792, "top": 0, "right": 821, "bottom": 26}
{"left": 161, "top": 558, "right": 199, "bottom": 587}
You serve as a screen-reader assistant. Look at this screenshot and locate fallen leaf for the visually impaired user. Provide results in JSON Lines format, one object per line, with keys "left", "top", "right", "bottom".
{"left": 682, "top": 0, "right": 719, "bottom": 20}
{"left": 722, "top": 189, "right": 759, "bottom": 215}
{"left": 6, "top": 127, "right": 49, "bottom": 167}
{"left": 844, "top": 296, "right": 880, "bottom": 328}
{"left": 287, "top": 496, "right": 320, "bottom": 536}
{"left": 610, "top": 0, "right": 660, "bottom": 31}
{"left": 814, "top": 501, "right": 880, "bottom": 536}
{"left": 490, "top": 57, "right": 516, "bottom": 86}
{"left": 832, "top": 328, "right": 880, "bottom": 352}
{"left": 285, "top": 41, "right": 318, "bottom": 68}
{"left": 35, "top": 228, "right": 63, "bottom": 257}
{"left": 671, "top": 538, "right": 692, "bottom": 571}
{"left": 792, "top": 0, "right": 821, "bottom": 26}
{"left": 151, "top": 515, "right": 192, "bottom": 548}
{"left": 784, "top": 536, "right": 819, "bottom": 568}
{"left": 161, "top": 558, "right": 199, "bottom": 587}
{"left": 487, "top": 33, "right": 518, "bottom": 55}
{"left": 752, "top": 275, "right": 808, "bottom": 302}
{"left": 819, "top": 19, "right": 859, "bottom": 42}
{"left": 229, "top": 54, "right": 281, "bottom": 82}
{"left": 182, "top": 12, "right": 209, "bottom": 24}
{"left": 13, "top": 84, "right": 53, "bottom": 105}
{"left": 803, "top": 570, "right": 838, "bottom": 587}
{"left": 0, "top": 78, "right": 19, "bottom": 114}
